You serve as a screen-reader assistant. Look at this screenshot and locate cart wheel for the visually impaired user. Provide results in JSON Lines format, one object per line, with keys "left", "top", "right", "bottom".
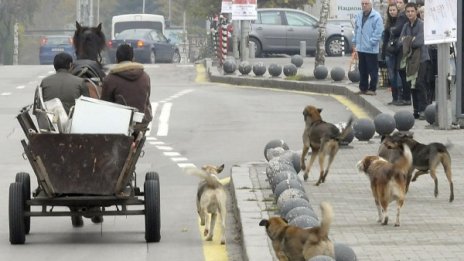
{"left": 145, "top": 171, "right": 159, "bottom": 182}
{"left": 144, "top": 179, "right": 161, "bottom": 242}
{"left": 15, "top": 172, "right": 31, "bottom": 234}
{"left": 9, "top": 182, "right": 26, "bottom": 244}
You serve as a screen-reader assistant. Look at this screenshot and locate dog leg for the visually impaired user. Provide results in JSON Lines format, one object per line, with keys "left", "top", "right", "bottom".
{"left": 411, "top": 170, "right": 428, "bottom": 182}
{"left": 304, "top": 149, "right": 318, "bottom": 181}
{"left": 204, "top": 212, "right": 210, "bottom": 238}
{"left": 380, "top": 200, "right": 389, "bottom": 225}
{"left": 316, "top": 152, "right": 326, "bottom": 186}
{"left": 375, "top": 200, "right": 382, "bottom": 223}
{"left": 441, "top": 156, "right": 454, "bottom": 202}
{"left": 301, "top": 145, "right": 309, "bottom": 171}
{"left": 206, "top": 213, "right": 216, "bottom": 241}
{"left": 405, "top": 169, "right": 413, "bottom": 193}
{"left": 394, "top": 198, "right": 404, "bottom": 227}
{"left": 219, "top": 202, "right": 227, "bottom": 244}
{"left": 321, "top": 144, "right": 339, "bottom": 184}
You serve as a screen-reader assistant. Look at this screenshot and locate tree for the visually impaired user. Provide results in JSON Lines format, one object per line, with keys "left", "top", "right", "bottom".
{"left": 315, "top": 0, "right": 329, "bottom": 67}
{"left": 0, "top": 0, "right": 37, "bottom": 64}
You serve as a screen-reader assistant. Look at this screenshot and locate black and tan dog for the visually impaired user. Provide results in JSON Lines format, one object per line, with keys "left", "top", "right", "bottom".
{"left": 259, "top": 202, "right": 334, "bottom": 261}
{"left": 301, "top": 105, "right": 353, "bottom": 185}
{"left": 381, "top": 132, "right": 454, "bottom": 202}
{"left": 357, "top": 144, "right": 412, "bottom": 226}
{"left": 186, "top": 164, "right": 226, "bottom": 244}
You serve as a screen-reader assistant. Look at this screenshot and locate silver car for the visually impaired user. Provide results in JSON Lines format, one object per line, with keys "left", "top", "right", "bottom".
{"left": 250, "top": 8, "right": 353, "bottom": 57}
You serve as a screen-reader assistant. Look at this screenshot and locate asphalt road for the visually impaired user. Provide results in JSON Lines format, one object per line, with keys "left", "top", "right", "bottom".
{"left": 0, "top": 62, "right": 352, "bottom": 260}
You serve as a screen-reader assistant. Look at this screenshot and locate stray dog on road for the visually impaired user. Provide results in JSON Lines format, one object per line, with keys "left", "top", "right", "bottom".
{"left": 185, "top": 164, "right": 226, "bottom": 244}
{"left": 357, "top": 144, "right": 412, "bottom": 226}
{"left": 301, "top": 105, "right": 353, "bottom": 185}
{"left": 259, "top": 202, "right": 335, "bottom": 261}
{"left": 381, "top": 132, "right": 454, "bottom": 202}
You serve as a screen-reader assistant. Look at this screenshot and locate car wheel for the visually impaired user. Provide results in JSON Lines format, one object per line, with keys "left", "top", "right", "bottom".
{"left": 249, "top": 38, "right": 262, "bottom": 58}
{"left": 150, "top": 51, "right": 156, "bottom": 64}
{"left": 326, "top": 36, "right": 349, "bottom": 57}
{"left": 171, "top": 51, "right": 181, "bottom": 63}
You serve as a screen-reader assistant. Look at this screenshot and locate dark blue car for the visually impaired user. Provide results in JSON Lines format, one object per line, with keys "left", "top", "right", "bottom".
{"left": 39, "top": 35, "right": 76, "bottom": 65}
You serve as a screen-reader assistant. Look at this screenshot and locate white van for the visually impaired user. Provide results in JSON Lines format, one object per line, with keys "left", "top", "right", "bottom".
{"left": 111, "top": 14, "right": 165, "bottom": 39}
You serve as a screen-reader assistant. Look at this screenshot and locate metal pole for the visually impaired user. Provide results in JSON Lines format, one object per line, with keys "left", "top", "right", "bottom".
{"left": 240, "top": 20, "right": 249, "bottom": 61}
{"left": 457, "top": 0, "right": 463, "bottom": 123}
{"left": 437, "top": 43, "right": 451, "bottom": 129}
{"left": 13, "top": 22, "right": 18, "bottom": 65}
{"left": 300, "top": 41, "right": 306, "bottom": 57}
{"left": 89, "top": 0, "right": 94, "bottom": 26}
{"left": 97, "top": 0, "right": 100, "bottom": 23}
{"left": 169, "top": 0, "right": 171, "bottom": 23}
{"left": 142, "top": 0, "right": 145, "bottom": 14}
{"left": 232, "top": 20, "right": 239, "bottom": 59}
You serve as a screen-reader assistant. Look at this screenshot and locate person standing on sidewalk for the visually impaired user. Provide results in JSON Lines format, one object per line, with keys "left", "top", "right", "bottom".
{"left": 352, "top": 0, "right": 384, "bottom": 96}
{"left": 400, "top": 3, "right": 430, "bottom": 120}
{"left": 382, "top": 3, "right": 403, "bottom": 105}
{"left": 390, "top": 0, "right": 411, "bottom": 105}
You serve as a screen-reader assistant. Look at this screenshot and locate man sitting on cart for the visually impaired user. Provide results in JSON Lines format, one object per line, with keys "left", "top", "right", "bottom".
{"left": 101, "top": 44, "right": 153, "bottom": 135}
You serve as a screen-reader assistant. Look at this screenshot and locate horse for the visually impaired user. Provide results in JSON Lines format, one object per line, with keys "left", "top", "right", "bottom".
{"left": 72, "top": 21, "right": 107, "bottom": 99}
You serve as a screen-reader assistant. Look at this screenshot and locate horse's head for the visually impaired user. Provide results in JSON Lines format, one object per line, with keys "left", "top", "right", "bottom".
{"left": 73, "top": 21, "right": 106, "bottom": 63}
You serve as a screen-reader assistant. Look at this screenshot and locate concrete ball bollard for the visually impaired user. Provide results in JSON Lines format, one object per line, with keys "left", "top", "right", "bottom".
{"left": 424, "top": 103, "right": 437, "bottom": 125}
{"left": 264, "top": 139, "right": 290, "bottom": 161}
{"left": 270, "top": 170, "right": 299, "bottom": 192}
{"left": 335, "top": 122, "right": 354, "bottom": 146}
{"left": 279, "top": 198, "right": 312, "bottom": 217}
{"left": 353, "top": 118, "right": 376, "bottom": 141}
{"left": 283, "top": 64, "right": 298, "bottom": 77}
{"left": 314, "top": 65, "right": 328, "bottom": 80}
{"left": 334, "top": 243, "right": 358, "bottom": 261}
{"left": 266, "top": 157, "right": 297, "bottom": 179}
{"left": 285, "top": 206, "right": 317, "bottom": 222}
{"left": 348, "top": 69, "right": 360, "bottom": 83}
{"left": 223, "top": 59, "right": 237, "bottom": 74}
{"left": 252, "top": 62, "right": 267, "bottom": 76}
{"left": 268, "top": 63, "right": 283, "bottom": 77}
{"left": 373, "top": 113, "right": 396, "bottom": 136}
{"left": 279, "top": 151, "right": 302, "bottom": 173}
{"left": 330, "top": 67, "right": 345, "bottom": 81}
{"left": 394, "top": 110, "right": 415, "bottom": 131}
{"left": 277, "top": 188, "right": 309, "bottom": 208}
{"left": 238, "top": 61, "right": 252, "bottom": 75}
{"left": 288, "top": 215, "right": 320, "bottom": 228}
{"left": 291, "top": 54, "right": 304, "bottom": 68}
{"left": 274, "top": 179, "right": 305, "bottom": 199}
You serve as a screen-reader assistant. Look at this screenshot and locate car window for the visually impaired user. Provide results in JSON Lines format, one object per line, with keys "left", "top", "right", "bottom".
{"left": 285, "top": 11, "right": 317, "bottom": 27}
{"left": 46, "top": 37, "right": 71, "bottom": 45}
{"left": 116, "top": 29, "right": 149, "bottom": 39}
{"left": 258, "top": 11, "right": 282, "bottom": 25}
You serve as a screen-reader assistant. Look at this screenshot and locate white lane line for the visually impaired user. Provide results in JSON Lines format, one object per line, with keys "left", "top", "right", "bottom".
{"left": 146, "top": 137, "right": 157, "bottom": 141}
{"left": 1, "top": 92, "right": 12, "bottom": 96}
{"left": 16, "top": 85, "right": 25, "bottom": 89}
{"left": 177, "top": 163, "right": 196, "bottom": 168}
{"left": 164, "top": 152, "right": 180, "bottom": 156}
{"left": 149, "top": 141, "right": 165, "bottom": 145}
{"left": 171, "top": 157, "right": 188, "bottom": 162}
{"left": 48, "top": 71, "right": 54, "bottom": 74}
{"left": 38, "top": 75, "right": 46, "bottom": 79}
{"left": 156, "top": 145, "right": 173, "bottom": 151}
{"left": 157, "top": 102, "right": 172, "bottom": 136}
{"left": 145, "top": 102, "right": 158, "bottom": 136}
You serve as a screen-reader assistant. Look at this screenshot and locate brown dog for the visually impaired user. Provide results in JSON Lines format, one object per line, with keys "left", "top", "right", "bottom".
{"left": 186, "top": 164, "right": 226, "bottom": 244}
{"left": 301, "top": 105, "right": 353, "bottom": 185}
{"left": 381, "top": 132, "right": 454, "bottom": 202}
{"left": 259, "top": 202, "right": 334, "bottom": 261}
{"left": 357, "top": 144, "right": 412, "bottom": 226}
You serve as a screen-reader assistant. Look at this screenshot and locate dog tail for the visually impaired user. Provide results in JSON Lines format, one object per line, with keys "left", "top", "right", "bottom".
{"left": 185, "top": 167, "right": 222, "bottom": 189}
{"left": 318, "top": 201, "right": 333, "bottom": 239}
{"left": 394, "top": 144, "right": 413, "bottom": 174}
{"left": 336, "top": 116, "right": 354, "bottom": 142}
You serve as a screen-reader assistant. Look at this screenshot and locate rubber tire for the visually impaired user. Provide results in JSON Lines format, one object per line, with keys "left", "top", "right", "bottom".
{"left": 144, "top": 179, "right": 161, "bottom": 242}
{"left": 145, "top": 171, "right": 160, "bottom": 182}
{"left": 171, "top": 51, "right": 181, "bottom": 63}
{"left": 326, "top": 36, "right": 349, "bottom": 57}
{"left": 71, "top": 215, "right": 84, "bottom": 227}
{"left": 249, "top": 37, "right": 262, "bottom": 57}
{"left": 9, "top": 182, "right": 26, "bottom": 244}
{"left": 15, "top": 172, "right": 30, "bottom": 234}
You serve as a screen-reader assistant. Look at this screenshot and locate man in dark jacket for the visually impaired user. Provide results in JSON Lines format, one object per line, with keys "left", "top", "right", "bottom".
{"left": 40, "top": 52, "right": 89, "bottom": 114}
{"left": 101, "top": 44, "right": 153, "bottom": 126}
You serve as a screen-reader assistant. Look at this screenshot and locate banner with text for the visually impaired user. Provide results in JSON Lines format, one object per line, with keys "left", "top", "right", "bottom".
{"left": 232, "top": 0, "right": 257, "bottom": 20}
{"left": 424, "top": 0, "right": 457, "bottom": 44}
{"left": 221, "top": 0, "right": 232, "bottom": 13}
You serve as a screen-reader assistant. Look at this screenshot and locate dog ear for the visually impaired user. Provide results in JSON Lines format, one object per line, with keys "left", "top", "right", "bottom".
{"left": 317, "top": 108, "right": 322, "bottom": 113}
{"left": 282, "top": 218, "right": 288, "bottom": 224}
{"left": 217, "top": 164, "right": 225, "bottom": 173}
{"left": 259, "top": 219, "right": 269, "bottom": 227}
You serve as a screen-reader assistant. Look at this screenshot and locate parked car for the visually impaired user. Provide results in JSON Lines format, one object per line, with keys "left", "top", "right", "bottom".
{"left": 107, "top": 29, "right": 181, "bottom": 64}
{"left": 250, "top": 8, "right": 354, "bottom": 57}
{"left": 39, "top": 35, "right": 75, "bottom": 65}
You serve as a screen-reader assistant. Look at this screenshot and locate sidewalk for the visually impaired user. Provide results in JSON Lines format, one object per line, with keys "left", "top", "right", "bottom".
{"left": 206, "top": 56, "right": 464, "bottom": 261}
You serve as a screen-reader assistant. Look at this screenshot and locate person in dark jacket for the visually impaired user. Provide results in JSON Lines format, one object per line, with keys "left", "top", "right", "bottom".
{"left": 390, "top": 0, "right": 411, "bottom": 105}
{"left": 400, "top": 2, "right": 430, "bottom": 120}
{"left": 101, "top": 44, "right": 153, "bottom": 127}
{"left": 40, "top": 52, "right": 89, "bottom": 114}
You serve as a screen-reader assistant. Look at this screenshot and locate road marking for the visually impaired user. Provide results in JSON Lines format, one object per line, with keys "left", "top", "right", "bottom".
{"left": 157, "top": 102, "right": 172, "bottom": 136}
{"left": 164, "top": 152, "right": 180, "bottom": 157}
{"left": 149, "top": 141, "right": 164, "bottom": 145}
{"left": 195, "top": 64, "right": 208, "bottom": 83}
{"left": 198, "top": 218, "right": 228, "bottom": 261}
{"left": 177, "top": 163, "right": 196, "bottom": 168}
{"left": 155, "top": 145, "right": 172, "bottom": 151}
{"left": 171, "top": 157, "right": 188, "bottom": 162}
{"left": 146, "top": 137, "right": 157, "bottom": 141}
{"left": 1, "top": 92, "right": 12, "bottom": 96}
{"left": 38, "top": 75, "right": 46, "bottom": 79}
{"left": 332, "top": 95, "right": 369, "bottom": 119}
{"left": 16, "top": 85, "right": 25, "bottom": 89}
